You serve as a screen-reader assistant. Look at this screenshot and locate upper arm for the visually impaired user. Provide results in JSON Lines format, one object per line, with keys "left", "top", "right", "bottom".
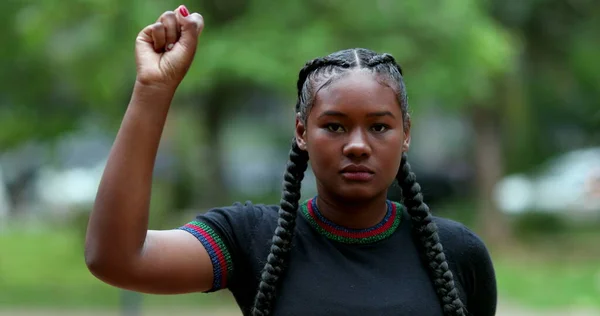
{"left": 130, "top": 229, "right": 216, "bottom": 294}
{"left": 95, "top": 202, "right": 263, "bottom": 295}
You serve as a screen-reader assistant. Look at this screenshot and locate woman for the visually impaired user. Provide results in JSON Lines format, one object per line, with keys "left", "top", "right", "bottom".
{"left": 85, "top": 5, "right": 497, "bottom": 316}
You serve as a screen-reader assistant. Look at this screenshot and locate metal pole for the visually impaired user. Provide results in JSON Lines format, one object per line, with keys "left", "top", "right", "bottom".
{"left": 120, "top": 290, "right": 143, "bottom": 316}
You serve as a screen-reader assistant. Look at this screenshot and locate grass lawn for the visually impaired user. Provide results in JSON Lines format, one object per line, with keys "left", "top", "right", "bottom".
{"left": 1, "top": 223, "right": 599, "bottom": 310}
{"left": 495, "top": 255, "right": 600, "bottom": 308}
{"left": 0, "top": 224, "right": 234, "bottom": 309}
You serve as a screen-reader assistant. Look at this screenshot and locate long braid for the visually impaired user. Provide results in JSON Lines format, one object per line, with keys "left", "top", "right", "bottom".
{"left": 397, "top": 153, "right": 467, "bottom": 316}
{"left": 252, "top": 55, "right": 352, "bottom": 315}
{"left": 371, "top": 53, "right": 467, "bottom": 315}
{"left": 251, "top": 139, "right": 308, "bottom": 316}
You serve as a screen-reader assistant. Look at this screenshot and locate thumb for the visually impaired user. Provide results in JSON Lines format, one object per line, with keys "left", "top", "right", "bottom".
{"left": 175, "top": 7, "right": 204, "bottom": 55}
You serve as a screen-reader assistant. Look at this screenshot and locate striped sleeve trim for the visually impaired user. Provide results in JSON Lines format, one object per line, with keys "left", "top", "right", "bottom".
{"left": 178, "top": 221, "right": 233, "bottom": 291}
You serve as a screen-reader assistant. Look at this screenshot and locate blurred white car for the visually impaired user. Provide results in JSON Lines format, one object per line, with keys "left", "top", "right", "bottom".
{"left": 494, "top": 147, "right": 600, "bottom": 219}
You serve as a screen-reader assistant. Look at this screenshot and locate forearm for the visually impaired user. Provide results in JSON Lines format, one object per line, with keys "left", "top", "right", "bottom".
{"left": 85, "top": 82, "right": 176, "bottom": 269}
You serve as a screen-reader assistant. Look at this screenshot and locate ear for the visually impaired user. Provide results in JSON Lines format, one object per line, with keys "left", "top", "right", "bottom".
{"left": 295, "top": 113, "right": 308, "bottom": 151}
{"left": 402, "top": 117, "right": 411, "bottom": 152}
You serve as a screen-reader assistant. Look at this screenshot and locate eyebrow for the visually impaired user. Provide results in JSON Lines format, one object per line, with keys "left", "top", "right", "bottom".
{"left": 318, "top": 110, "right": 396, "bottom": 119}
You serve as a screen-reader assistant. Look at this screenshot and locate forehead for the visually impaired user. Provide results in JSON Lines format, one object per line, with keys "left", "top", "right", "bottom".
{"left": 312, "top": 70, "right": 400, "bottom": 114}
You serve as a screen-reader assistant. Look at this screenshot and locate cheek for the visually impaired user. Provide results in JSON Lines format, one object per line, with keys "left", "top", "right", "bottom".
{"left": 306, "top": 131, "right": 338, "bottom": 170}
{"left": 378, "top": 134, "right": 404, "bottom": 169}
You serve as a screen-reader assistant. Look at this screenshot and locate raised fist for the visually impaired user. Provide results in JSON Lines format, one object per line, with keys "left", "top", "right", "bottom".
{"left": 135, "top": 5, "right": 204, "bottom": 89}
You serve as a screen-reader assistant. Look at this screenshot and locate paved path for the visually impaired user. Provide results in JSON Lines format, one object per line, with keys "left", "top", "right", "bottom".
{"left": 1, "top": 304, "right": 598, "bottom": 316}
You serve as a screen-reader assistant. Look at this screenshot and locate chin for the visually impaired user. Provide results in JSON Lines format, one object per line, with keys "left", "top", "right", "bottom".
{"left": 334, "top": 185, "right": 383, "bottom": 203}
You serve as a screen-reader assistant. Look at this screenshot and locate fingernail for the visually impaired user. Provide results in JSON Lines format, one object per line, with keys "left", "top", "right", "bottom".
{"left": 179, "top": 5, "right": 189, "bottom": 17}
{"left": 167, "top": 43, "right": 174, "bottom": 51}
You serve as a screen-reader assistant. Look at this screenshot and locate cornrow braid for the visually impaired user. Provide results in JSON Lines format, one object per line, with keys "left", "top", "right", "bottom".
{"left": 295, "top": 57, "right": 352, "bottom": 113}
{"left": 364, "top": 53, "right": 410, "bottom": 130}
{"left": 366, "top": 53, "right": 404, "bottom": 75}
{"left": 397, "top": 153, "right": 467, "bottom": 316}
{"left": 251, "top": 138, "right": 309, "bottom": 316}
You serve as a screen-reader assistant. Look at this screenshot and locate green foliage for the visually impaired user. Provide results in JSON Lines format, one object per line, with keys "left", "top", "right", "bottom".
{"left": 182, "top": 0, "right": 517, "bottom": 111}
{"left": 3, "top": 0, "right": 518, "bottom": 133}
{"left": 491, "top": 0, "right": 600, "bottom": 171}
{"left": 1, "top": 0, "right": 596, "bottom": 154}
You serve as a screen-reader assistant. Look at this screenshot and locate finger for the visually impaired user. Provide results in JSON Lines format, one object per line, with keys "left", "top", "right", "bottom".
{"left": 175, "top": 9, "right": 204, "bottom": 50}
{"left": 148, "top": 22, "right": 166, "bottom": 52}
{"left": 158, "top": 11, "right": 178, "bottom": 51}
{"left": 187, "top": 12, "right": 205, "bottom": 35}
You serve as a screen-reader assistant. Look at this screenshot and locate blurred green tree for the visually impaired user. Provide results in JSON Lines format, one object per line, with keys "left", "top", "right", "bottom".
{"left": 2, "top": 0, "right": 527, "bottom": 244}
{"left": 490, "top": 0, "right": 600, "bottom": 170}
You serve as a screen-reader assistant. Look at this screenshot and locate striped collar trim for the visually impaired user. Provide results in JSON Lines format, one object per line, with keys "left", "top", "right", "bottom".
{"left": 300, "top": 197, "right": 402, "bottom": 244}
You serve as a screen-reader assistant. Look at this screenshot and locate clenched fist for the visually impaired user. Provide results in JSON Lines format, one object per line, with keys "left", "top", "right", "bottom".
{"left": 135, "top": 5, "right": 204, "bottom": 89}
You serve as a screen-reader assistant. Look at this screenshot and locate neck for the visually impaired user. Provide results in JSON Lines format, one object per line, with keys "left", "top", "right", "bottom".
{"left": 315, "top": 192, "right": 389, "bottom": 229}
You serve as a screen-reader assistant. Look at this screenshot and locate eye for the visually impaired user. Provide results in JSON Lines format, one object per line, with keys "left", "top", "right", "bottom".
{"left": 326, "top": 123, "right": 345, "bottom": 133}
{"left": 371, "top": 124, "right": 390, "bottom": 133}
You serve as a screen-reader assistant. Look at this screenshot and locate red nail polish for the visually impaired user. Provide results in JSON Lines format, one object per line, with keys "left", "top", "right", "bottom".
{"left": 179, "top": 5, "right": 189, "bottom": 17}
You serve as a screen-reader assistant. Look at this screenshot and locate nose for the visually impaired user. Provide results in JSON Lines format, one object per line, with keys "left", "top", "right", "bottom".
{"left": 342, "top": 129, "right": 372, "bottom": 158}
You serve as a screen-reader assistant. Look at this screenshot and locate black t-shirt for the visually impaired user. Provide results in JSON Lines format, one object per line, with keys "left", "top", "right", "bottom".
{"left": 179, "top": 197, "right": 497, "bottom": 316}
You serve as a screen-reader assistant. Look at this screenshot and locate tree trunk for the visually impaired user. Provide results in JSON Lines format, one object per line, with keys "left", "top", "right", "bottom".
{"left": 199, "top": 83, "right": 231, "bottom": 208}
{"left": 470, "top": 106, "right": 512, "bottom": 247}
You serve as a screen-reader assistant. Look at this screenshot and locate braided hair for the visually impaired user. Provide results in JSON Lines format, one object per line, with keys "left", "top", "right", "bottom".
{"left": 251, "top": 48, "right": 466, "bottom": 316}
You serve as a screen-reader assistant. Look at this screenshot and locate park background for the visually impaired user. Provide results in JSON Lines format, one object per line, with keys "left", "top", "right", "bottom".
{"left": 1, "top": 0, "right": 599, "bottom": 315}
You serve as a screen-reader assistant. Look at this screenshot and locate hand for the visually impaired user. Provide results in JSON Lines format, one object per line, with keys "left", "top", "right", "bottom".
{"left": 135, "top": 5, "right": 204, "bottom": 90}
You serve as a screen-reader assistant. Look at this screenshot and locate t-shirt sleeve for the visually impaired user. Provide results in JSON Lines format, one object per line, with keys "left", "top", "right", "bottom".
{"left": 177, "top": 201, "right": 266, "bottom": 293}
{"left": 458, "top": 226, "right": 498, "bottom": 316}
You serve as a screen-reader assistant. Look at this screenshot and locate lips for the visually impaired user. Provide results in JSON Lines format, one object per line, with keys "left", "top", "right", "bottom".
{"left": 341, "top": 164, "right": 375, "bottom": 173}
{"left": 340, "top": 164, "right": 375, "bottom": 181}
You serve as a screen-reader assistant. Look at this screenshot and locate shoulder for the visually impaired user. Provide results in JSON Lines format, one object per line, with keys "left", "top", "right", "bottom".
{"left": 433, "top": 216, "right": 498, "bottom": 313}
{"left": 179, "top": 201, "right": 280, "bottom": 292}
{"left": 201, "top": 200, "right": 279, "bottom": 237}
{"left": 432, "top": 216, "right": 489, "bottom": 258}
{"left": 198, "top": 201, "right": 279, "bottom": 227}
{"left": 190, "top": 201, "right": 280, "bottom": 247}
{"left": 182, "top": 201, "right": 281, "bottom": 262}
{"left": 432, "top": 216, "right": 493, "bottom": 272}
